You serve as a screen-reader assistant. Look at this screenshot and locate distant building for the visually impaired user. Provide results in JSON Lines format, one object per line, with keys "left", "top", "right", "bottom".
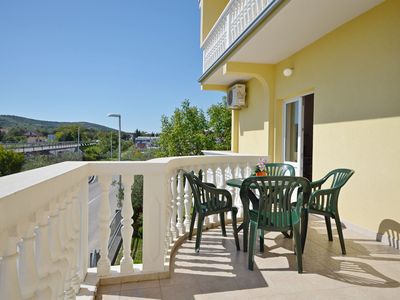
{"left": 47, "top": 134, "right": 56, "bottom": 141}
{"left": 25, "top": 131, "right": 46, "bottom": 143}
{"left": 135, "top": 136, "right": 159, "bottom": 150}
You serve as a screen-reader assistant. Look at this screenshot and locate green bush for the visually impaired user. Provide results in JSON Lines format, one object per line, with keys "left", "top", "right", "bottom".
{"left": 0, "top": 145, "right": 25, "bottom": 176}
{"left": 22, "top": 152, "right": 82, "bottom": 171}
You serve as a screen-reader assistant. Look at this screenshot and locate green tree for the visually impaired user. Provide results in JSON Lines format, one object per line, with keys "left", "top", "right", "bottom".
{"left": 0, "top": 145, "right": 25, "bottom": 176}
{"left": 55, "top": 125, "right": 79, "bottom": 141}
{"left": 3, "top": 127, "right": 26, "bottom": 143}
{"left": 158, "top": 100, "right": 211, "bottom": 157}
{"left": 207, "top": 97, "right": 231, "bottom": 150}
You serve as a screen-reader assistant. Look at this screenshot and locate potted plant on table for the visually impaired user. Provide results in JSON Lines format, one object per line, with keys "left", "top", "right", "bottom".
{"left": 254, "top": 158, "right": 267, "bottom": 176}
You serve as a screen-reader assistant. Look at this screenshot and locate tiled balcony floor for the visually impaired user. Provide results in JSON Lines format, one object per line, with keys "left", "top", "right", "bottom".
{"left": 97, "top": 215, "right": 400, "bottom": 299}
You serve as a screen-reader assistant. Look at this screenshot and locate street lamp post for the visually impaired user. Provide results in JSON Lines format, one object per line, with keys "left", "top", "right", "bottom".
{"left": 77, "top": 127, "right": 80, "bottom": 153}
{"left": 110, "top": 131, "right": 113, "bottom": 159}
{"left": 107, "top": 114, "right": 121, "bottom": 161}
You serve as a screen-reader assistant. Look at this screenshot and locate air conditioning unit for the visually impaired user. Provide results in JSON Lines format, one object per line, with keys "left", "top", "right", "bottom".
{"left": 227, "top": 84, "right": 246, "bottom": 109}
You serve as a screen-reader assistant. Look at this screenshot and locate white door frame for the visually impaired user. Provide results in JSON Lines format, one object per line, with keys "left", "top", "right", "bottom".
{"left": 282, "top": 97, "right": 304, "bottom": 176}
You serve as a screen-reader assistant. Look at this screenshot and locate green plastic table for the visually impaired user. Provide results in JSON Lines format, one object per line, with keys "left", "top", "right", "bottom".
{"left": 226, "top": 177, "right": 306, "bottom": 252}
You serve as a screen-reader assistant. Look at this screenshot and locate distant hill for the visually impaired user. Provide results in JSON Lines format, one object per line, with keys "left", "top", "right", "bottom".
{"left": 0, "top": 115, "right": 114, "bottom": 132}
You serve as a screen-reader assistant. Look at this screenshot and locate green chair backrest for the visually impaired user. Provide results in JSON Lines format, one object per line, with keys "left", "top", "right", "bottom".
{"left": 240, "top": 176, "right": 310, "bottom": 230}
{"left": 326, "top": 168, "right": 354, "bottom": 189}
{"left": 183, "top": 171, "right": 229, "bottom": 212}
{"left": 265, "top": 163, "right": 295, "bottom": 176}
{"left": 310, "top": 168, "right": 355, "bottom": 213}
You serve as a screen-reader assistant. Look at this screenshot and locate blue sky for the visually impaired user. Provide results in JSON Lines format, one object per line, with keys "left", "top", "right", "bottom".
{"left": 0, "top": 1, "right": 224, "bottom": 132}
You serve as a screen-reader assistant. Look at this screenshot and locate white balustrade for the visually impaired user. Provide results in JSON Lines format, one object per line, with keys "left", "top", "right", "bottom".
{"left": 209, "top": 166, "right": 218, "bottom": 224}
{"left": 201, "top": 0, "right": 278, "bottom": 72}
{"left": 170, "top": 174, "right": 179, "bottom": 240}
{"left": 176, "top": 170, "right": 185, "bottom": 235}
{"left": 0, "top": 155, "right": 265, "bottom": 297}
{"left": 97, "top": 176, "right": 112, "bottom": 277}
{"left": 183, "top": 170, "right": 192, "bottom": 233}
{"left": 120, "top": 176, "right": 134, "bottom": 274}
{"left": 164, "top": 173, "right": 173, "bottom": 255}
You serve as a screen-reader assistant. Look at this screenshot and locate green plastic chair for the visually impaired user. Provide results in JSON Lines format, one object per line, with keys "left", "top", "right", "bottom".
{"left": 303, "top": 168, "right": 355, "bottom": 254}
{"left": 264, "top": 163, "right": 295, "bottom": 176}
{"left": 240, "top": 176, "right": 311, "bottom": 273}
{"left": 241, "top": 163, "right": 296, "bottom": 252}
{"left": 183, "top": 171, "right": 240, "bottom": 253}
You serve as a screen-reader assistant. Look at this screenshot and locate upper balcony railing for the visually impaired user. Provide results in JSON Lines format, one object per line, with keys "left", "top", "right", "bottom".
{"left": 201, "top": 0, "right": 278, "bottom": 73}
{"left": 0, "top": 154, "right": 266, "bottom": 299}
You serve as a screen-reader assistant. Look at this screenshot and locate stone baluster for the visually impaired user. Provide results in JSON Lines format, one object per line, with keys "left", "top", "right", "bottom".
{"left": 202, "top": 165, "right": 208, "bottom": 182}
{"left": 219, "top": 164, "right": 231, "bottom": 221}
{"left": 48, "top": 199, "right": 68, "bottom": 300}
{"left": 17, "top": 221, "right": 39, "bottom": 300}
{"left": 236, "top": 164, "right": 244, "bottom": 217}
{"left": 176, "top": 170, "right": 185, "bottom": 235}
{"left": 202, "top": 166, "right": 210, "bottom": 227}
{"left": 0, "top": 235, "right": 22, "bottom": 300}
{"left": 60, "top": 193, "right": 75, "bottom": 299}
{"left": 183, "top": 168, "right": 192, "bottom": 233}
{"left": 120, "top": 175, "right": 134, "bottom": 275}
{"left": 209, "top": 165, "right": 218, "bottom": 224}
{"left": 227, "top": 163, "right": 236, "bottom": 209}
{"left": 78, "top": 180, "right": 89, "bottom": 281}
{"left": 70, "top": 186, "right": 82, "bottom": 293}
{"left": 142, "top": 173, "right": 168, "bottom": 273}
{"left": 36, "top": 208, "right": 58, "bottom": 300}
{"left": 97, "top": 176, "right": 111, "bottom": 276}
{"left": 170, "top": 174, "right": 178, "bottom": 240}
{"left": 164, "top": 173, "right": 173, "bottom": 256}
{"left": 64, "top": 189, "right": 79, "bottom": 298}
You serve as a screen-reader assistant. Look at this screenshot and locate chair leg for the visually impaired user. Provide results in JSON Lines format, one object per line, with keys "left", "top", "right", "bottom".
{"left": 282, "top": 231, "right": 293, "bottom": 239}
{"left": 334, "top": 214, "right": 346, "bottom": 255}
{"left": 301, "top": 208, "right": 309, "bottom": 254}
{"left": 325, "top": 216, "right": 333, "bottom": 241}
{"left": 243, "top": 220, "right": 249, "bottom": 253}
{"left": 195, "top": 215, "right": 204, "bottom": 253}
{"left": 188, "top": 210, "right": 197, "bottom": 240}
{"left": 259, "top": 229, "right": 264, "bottom": 252}
{"left": 293, "top": 223, "right": 303, "bottom": 273}
{"left": 248, "top": 222, "right": 257, "bottom": 270}
{"left": 220, "top": 213, "right": 227, "bottom": 237}
{"left": 232, "top": 209, "right": 240, "bottom": 251}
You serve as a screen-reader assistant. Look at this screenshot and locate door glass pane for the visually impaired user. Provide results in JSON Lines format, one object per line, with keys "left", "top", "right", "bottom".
{"left": 285, "top": 101, "right": 299, "bottom": 162}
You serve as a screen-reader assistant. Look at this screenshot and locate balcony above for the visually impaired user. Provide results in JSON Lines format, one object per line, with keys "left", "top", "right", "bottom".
{"left": 200, "top": 0, "right": 384, "bottom": 86}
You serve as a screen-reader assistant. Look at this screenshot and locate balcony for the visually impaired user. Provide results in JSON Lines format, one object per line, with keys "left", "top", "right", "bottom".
{"left": 1, "top": 154, "right": 400, "bottom": 299}
{"left": 201, "top": 0, "right": 278, "bottom": 73}
{"left": 0, "top": 154, "right": 264, "bottom": 299}
{"left": 199, "top": 0, "right": 384, "bottom": 85}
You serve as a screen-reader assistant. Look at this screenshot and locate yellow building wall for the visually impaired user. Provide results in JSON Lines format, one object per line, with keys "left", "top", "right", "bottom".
{"left": 238, "top": 78, "right": 269, "bottom": 155}
{"left": 272, "top": 0, "right": 400, "bottom": 233}
{"left": 200, "top": 0, "right": 229, "bottom": 44}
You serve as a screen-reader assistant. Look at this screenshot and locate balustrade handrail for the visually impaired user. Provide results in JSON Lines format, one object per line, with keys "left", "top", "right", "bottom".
{"left": 0, "top": 154, "right": 266, "bottom": 299}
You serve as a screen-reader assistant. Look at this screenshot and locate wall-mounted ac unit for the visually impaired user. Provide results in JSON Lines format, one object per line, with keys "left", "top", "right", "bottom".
{"left": 227, "top": 84, "right": 246, "bottom": 109}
